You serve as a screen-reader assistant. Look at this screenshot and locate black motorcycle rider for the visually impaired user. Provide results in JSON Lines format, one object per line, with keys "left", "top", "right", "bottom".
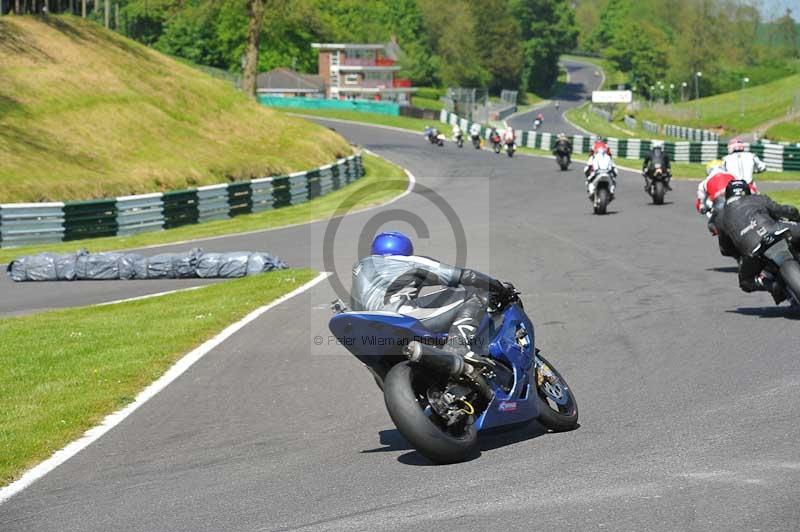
{"left": 351, "top": 231, "right": 515, "bottom": 355}
{"left": 717, "top": 180, "right": 800, "bottom": 304}
{"left": 552, "top": 133, "right": 572, "bottom": 158}
{"left": 641, "top": 140, "right": 672, "bottom": 191}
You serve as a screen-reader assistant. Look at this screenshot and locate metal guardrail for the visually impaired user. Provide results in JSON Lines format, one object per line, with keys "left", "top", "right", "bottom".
{"left": 0, "top": 155, "right": 364, "bottom": 248}
{"left": 664, "top": 124, "right": 719, "bottom": 142}
{"left": 440, "top": 109, "right": 798, "bottom": 172}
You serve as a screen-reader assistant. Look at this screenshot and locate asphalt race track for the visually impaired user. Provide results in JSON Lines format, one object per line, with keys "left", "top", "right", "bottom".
{"left": 2, "top": 101, "right": 800, "bottom": 529}
{"left": 508, "top": 59, "right": 602, "bottom": 136}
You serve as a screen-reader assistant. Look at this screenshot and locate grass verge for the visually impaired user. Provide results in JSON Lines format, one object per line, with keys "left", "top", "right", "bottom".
{"left": 0, "top": 153, "right": 408, "bottom": 264}
{"left": 766, "top": 190, "right": 800, "bottom": 208}
{"left": 0, "top": 268, "right": 318, "bottom": 486}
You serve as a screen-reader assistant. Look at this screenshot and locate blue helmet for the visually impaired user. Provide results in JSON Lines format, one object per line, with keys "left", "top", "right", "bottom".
{"left": 371, "top": 231, "right": 413, "bottom": 256}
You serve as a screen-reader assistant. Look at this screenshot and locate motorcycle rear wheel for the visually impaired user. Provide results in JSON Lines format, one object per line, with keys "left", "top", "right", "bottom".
{"left": 383, "top": 362, "right": 477, "bottom": 464}
{"left": 534, "top": 353, "right": 579, "bottom": 432}
{"left": 779, "top": 260, "right": 800, "bottom": 306}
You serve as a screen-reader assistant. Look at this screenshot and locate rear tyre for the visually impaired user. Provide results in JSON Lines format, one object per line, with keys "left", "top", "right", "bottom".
{"left": 534, "top": 353, "right": 579, "bottom": 432}
{"left": 779, "top": 260, "right": 800, "bottom": 306}
{"left": 653, "top": 181, "right": 665, "bottom": 205}
{"left": 383, "top": 362, "right": 477, "bottom": 464}
{"left": 596, "top": 188, "right": 609, "bottom": 215}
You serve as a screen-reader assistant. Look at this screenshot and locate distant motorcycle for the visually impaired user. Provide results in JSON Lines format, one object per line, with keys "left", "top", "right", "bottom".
{"left": 505, "top": 139, "right": 516, "bottom": 158}
{"left": 533, "top": 119, "right": 542, "bottom": 130}
{"left": 555, "top": 150, "right": 571, "bottom": 171}
{"left": 490, "top": 133, "right": 502, "bottom": 154}
{"left": 644, "top": 165, "right": 669, "bottom": 205}
{"left": 454, "top": 131, "right": 464, "bottom": 148}
{"left": 586, "top": 152, "right": 616, "bottom": 215}
{"left": 471, "top": 134, "right": 481, "bottom": 149}
{"left": 427, "top": 129, "right": 445, "bottom": 147}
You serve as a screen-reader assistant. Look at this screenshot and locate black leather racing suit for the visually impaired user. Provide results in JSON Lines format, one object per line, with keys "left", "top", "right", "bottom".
{"left": 717, "top": 195, "right": 800, "bottom": 294}
{"left": 553, "top": 139, "right": 572, "bottom": 163}
{"left": 642, "top": 147, "right": 671, "bottom": 190}
{"left": 350, "top": 255, "right": 509, "bottom": 353}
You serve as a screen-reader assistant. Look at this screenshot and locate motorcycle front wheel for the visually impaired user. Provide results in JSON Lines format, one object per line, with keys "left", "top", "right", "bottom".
{"left": 652, "top": 181, "right": 665, "bottom": 205}
{"left": 534, "top": 353, "right": 579, "bottom": 432}
{"left": 594, "top": 188, "right": 609, "bottom": 215}
{"left": 383, "top": 362, "right": 477, "bottom": 464}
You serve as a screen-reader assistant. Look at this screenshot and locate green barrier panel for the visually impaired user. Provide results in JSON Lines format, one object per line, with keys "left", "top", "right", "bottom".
{"left": 664, "top": 142, "right": 676, "bottom": 160}
{"left": 717, "top": 143, "right": 729, "bottom": 158}
{"left": 617, "top": 139, "right": 628, "bottom": 159}
{"left": 63, "top": 199, "right": 118, "bottom": 240}
{"left": 162, "top": 189, "right": 198, "bottom": 229}
{"left": 271, "top": 176, "right": 292, "bottom": 208}
{"left": 258, "top": 95, "right": 400, "bottom": 116}
{"left": 639, "top": 140, "right": 651, "bottom": 159}
{"left": 521, "top": 131, "right": 528, "bottom": 147}
{"left": 227, "top": 182, "right": 252, "bottom": 217}
{"left": 306, "top": 169, "right": 322, "bottom": 200}
{"left": 689, "top": 143, "right": 702, "bottom": 163}
{"left": 749, "top": 144, "right": 765, "bottom": 158}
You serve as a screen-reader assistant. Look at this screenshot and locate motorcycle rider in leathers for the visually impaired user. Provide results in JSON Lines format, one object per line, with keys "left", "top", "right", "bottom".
{"left": 350, "top": 232, "right": 515, "bottom": 355}
{"left": 717, "top": 180, "right": 800, "bottom": 304}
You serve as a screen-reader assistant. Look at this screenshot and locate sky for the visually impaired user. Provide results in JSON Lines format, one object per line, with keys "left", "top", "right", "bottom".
{"left": 758, "top": 0, "right": 797, "bottom": 21}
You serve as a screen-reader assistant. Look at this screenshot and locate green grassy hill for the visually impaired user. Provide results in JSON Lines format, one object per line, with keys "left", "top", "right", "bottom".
{"left": 0, "top": 16, "right": 352, "bottom": 203}
{"left": 635, "top": 74, "right": 800, "bottom": 136}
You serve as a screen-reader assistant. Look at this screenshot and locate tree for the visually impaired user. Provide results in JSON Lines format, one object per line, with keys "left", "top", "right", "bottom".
{"left": 511, "top": 0, "right": 578, "bottom": 92}
{"left": 241, "top": 0, "right": 265, "bottom": 98}
{"left": 468, "top": 0, "right": 523, "bottom": 93}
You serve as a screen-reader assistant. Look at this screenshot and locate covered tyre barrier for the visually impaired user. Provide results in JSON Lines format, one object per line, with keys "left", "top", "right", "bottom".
{"left": 7, "top": 248, "right": 287, "bottom": 282}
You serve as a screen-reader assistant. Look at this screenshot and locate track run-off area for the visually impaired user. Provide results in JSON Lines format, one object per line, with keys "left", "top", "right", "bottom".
{"left": 2, "top": 91, "right": 800, "bottom": 529}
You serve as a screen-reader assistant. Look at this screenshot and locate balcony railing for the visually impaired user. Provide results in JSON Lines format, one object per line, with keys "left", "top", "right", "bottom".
{"left": 341, "top": 78, "right": 414, "bottom": 89}
{"left": 340, "top": 57, "right": 396, "bottom": 67}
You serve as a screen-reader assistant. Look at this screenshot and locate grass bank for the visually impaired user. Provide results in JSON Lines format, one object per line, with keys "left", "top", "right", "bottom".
{"left": 0, "top": 268, "right": 318, "bottom": 486}
{"left": 764, "top": 121, "right": 800, "bottom": 143}
{"left": 766, "top": 190, "right": 800, "bottom": 209}
{"left": 635, "top": 74, "right": 800, "bottom": 136}
{"left": 0, "top": 153, "right": 408, "bottom": 264}
{"left": 0, "top": 16, "right": 351, "bottom": 203}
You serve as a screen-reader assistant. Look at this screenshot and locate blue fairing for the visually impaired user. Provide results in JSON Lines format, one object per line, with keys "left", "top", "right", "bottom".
{"left": 329, "top": 304, "right": 540, "bottom": 431}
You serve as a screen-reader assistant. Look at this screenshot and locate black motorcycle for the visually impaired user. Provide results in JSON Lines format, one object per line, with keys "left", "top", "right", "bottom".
{"left": 471, "top": 134, "right": 481, "bottom": 149}
{"left": 490, "top": 134, "right": 502, "bottom": 154}
{"left": 752, "top": 227, "right": 800, "bottom": 306}
{"left": 455, "top": 132, "right": 464, "bottom": 148}
{"left": 644, "top": 165, "right": 669, "bottom": 205}
{"left": 555, "top": 150, "right": 571, "bottom": 171}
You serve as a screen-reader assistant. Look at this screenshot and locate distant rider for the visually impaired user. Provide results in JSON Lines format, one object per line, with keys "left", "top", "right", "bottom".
{"left": 350, "top": 232, "right": 516, "bottom": 355}
{"left": 423, "top": 125, "right": 434, "bottom": 141}
{"left": 553, "top": 133, "right": 572, "bottom": 157}
{"left": 717, "top": 180, "right": 800, "bottom": 304}
{"left": 584, "top": 140, "right": 617, "bottom": 180}
{"left": 469, "top": 122, "right": 482, "bottom": 143}
{"left": 452, "top": 124, "right": 463, "bottom": 142}
{"left": 723, "top": 138, "right": 766, "bottom": 184}
{"left": 502, "top": 121, "right": 516, "bottom": 146}
{"left": 641, "top": 140, "right": 672, "bottom": 191}
{"left": 697, "top": 159, "right": 758, "bottom": 230}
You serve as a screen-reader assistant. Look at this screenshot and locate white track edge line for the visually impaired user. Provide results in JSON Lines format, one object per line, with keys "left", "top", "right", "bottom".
{"left": 0, "top": 271, "right": 332, "bottom": 504}
{"left": 93, "top": 285, "right": 206, "bottom": 307}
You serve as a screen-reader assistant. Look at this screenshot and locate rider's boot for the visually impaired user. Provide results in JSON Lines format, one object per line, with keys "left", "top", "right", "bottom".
{"left": 756, "top": 273, "right": 787, "bottom": 305}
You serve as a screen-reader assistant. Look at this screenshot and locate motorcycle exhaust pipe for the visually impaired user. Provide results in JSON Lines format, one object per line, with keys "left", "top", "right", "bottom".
{"left": 403, "top": 341, "right": 464, "bottom": 378}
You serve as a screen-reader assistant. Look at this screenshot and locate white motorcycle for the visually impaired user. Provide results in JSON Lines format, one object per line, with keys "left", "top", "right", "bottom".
{"left": 586, "top": 152, "right": 617, "bottom": 215}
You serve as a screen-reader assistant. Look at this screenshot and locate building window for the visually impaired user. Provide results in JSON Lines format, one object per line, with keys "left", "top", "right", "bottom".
{"left": 344, "top": 73, "right": 360, "bottom": 85}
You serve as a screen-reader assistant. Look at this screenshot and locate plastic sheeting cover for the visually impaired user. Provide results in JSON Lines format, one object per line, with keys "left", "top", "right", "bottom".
{"left": 7, "top": 248, "right": 287, "bottom": 282}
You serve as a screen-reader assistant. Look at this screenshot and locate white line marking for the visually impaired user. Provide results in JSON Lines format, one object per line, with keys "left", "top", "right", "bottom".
{"left": 0, "top": 271, "right": 332, "bottom": 504}
{"left": 93, "top": 285, "right": 207, "bottom": 307}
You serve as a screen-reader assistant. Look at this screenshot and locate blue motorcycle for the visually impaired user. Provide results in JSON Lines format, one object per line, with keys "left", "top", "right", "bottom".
{"left": 328, "top": 288, "right": 578, "bottom": 464}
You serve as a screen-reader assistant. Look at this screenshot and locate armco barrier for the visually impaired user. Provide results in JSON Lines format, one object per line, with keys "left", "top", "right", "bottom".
{"left": 0, "top": 154, "right": 365, "bottom": 248}
{"left": 440, "top": 110, "right": 794, "bottom": 172}
{"left": 664, "top": 124, "right": 719, "bottom": 142}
